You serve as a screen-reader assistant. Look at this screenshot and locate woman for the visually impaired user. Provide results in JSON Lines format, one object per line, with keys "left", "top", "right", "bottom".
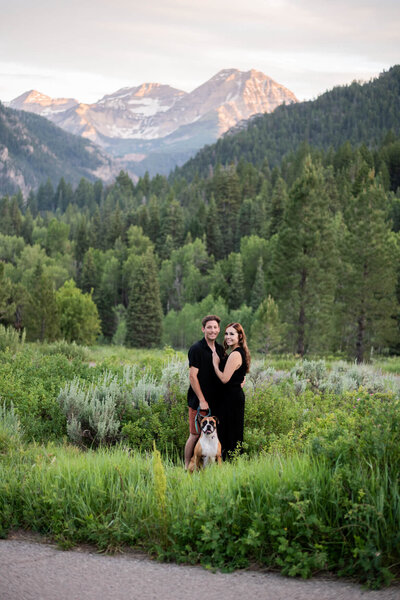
{"left": 212, "top": 322, "right": 250, "bottom": 458}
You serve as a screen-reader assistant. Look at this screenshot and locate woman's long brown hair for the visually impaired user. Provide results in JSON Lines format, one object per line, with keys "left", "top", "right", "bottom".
{"left": 224, "top": 322, "right": 251, "bottom": 373}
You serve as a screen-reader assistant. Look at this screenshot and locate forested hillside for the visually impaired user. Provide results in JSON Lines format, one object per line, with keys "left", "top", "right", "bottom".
{"left": 1, "top": 124, "right": 400, "bottom": 361}
{"left": 0, "top": 103, "right": 116, "bottom": 196}
{"left": 176, "top": 65, "right": 400, "bottom": 180}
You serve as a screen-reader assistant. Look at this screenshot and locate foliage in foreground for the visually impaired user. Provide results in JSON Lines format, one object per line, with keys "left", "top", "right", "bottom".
{"left": 2, "top": 345, "right": 400, "bottom": 587}
{"left": 0, "top": 441, "right": 399, "bottom": 589}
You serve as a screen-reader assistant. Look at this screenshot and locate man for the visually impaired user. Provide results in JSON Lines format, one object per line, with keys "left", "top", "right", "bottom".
{"left": 184, "top": 314, "right": 225, "bottom": 469}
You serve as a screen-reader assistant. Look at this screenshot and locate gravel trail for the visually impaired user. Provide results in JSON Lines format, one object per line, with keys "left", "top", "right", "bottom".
{"left": 1, "top": 533, "right": 399, "bottom": 600}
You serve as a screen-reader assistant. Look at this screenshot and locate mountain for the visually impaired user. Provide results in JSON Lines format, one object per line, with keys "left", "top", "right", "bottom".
{"left": 9, "top": 90, "right": 79, "bottom": 117}
{"left": 0, "top": 103, "right": 119, "bottom": 197}
{"left": 8, "top": 69, "right": 297, "bottom": 176}
{"left": 176, "top": 65, "right": 400, "bottom": 181}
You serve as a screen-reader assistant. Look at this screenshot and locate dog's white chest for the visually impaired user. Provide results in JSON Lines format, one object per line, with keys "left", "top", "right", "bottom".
{"left": 201, "top": 434, "right": 219, "bottom": 466}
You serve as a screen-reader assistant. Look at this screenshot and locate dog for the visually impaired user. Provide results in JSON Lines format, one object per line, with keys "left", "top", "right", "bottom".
{"left": 188, "top": 415, "right": 222, "bottom": 473}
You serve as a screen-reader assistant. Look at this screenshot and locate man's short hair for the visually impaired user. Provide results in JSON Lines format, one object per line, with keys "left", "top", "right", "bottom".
{"left": 202, "top": 314, "right": 221, "bottom": 327}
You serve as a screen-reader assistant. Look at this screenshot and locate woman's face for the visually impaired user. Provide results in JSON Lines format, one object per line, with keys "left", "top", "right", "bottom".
{"left": 225, "top": 326, "right": 239, "bottom": 347}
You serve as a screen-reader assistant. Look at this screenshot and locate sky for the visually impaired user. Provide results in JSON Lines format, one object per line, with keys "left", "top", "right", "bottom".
{"left": 0, "top": 0, "right": 399, "bottom": 104}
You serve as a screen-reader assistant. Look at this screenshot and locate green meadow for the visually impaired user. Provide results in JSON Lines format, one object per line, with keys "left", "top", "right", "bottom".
{"left": 1, "top": 340, "right": 400, "bottom": 589}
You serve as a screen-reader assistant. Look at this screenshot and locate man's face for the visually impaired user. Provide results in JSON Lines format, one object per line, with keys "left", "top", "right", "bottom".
{"left": 202, "top": 320, "right": 220, "bottom": 342}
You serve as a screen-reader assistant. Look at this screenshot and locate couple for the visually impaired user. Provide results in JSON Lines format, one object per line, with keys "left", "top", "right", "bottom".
{"left": 184, "top": 314, "right": 251, "bottom": 468}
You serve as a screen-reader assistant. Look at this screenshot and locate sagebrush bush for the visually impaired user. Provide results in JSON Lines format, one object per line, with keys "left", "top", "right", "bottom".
{"left": 38, "top": 340, "right": 89, "bottom": 361}
{"left": 0, "top": 325, "right": 25, "bottom": 353}
{"left": 58, "top": 372, "right": 127, "bottom": 447}
{"left": 57, "top": 364, "right": 185, "bottom": 448}
{"left": 0, "top": 402, "right": 22, "bottom": 454}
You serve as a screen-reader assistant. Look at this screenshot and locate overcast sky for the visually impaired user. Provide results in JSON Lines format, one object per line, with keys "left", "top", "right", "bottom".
{"left": 0, "top": 0, "right": 399, "bottom": 103}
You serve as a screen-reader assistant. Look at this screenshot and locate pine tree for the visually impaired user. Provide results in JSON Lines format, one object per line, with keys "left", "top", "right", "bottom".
{"left": 339, "top": 182, "right": 399, "bottom": 361}
{"left": 24, "top": 263, "right": 59, "bottom": 342}
{"left": 237, "top": 198, "right": 253, "bottom": 242}
{"left": 21, "top": 208, "right": 34, "bottom": 245}
{"left": 74, "top": 178, "right": 95, "bottom": 210}
{"left": 107, "top": 201, "right": 124, "bottom": 246}
{"left": 81, "top": 248, "right": 99, "bottom": 294}
{"left": 160, "top": 198, "right": 185, "bottom": 251}
{"left": 0, "top": 262, "right": 15, "bottom": 324}
{"left": 250, "top": 256, "right": 265, "bottom": 310}
{"left": 189, "top": 200, "right": 207, "bottom": 240}
{"left": 115, "top": 171, "right": 135, "bottom": 199}
{"left": 268, "top": 176, "right": 288, "bottom": 237}
{"left": 9, "top": 196, "right": 22, "bottom": 236}
{"left": 227, "top": 253, "right": 245, "bottom": 310}
{"left": 148, "top": 196, "right": 161, "bottom": 246}
{"left": 96, "top": 255, "right": 120, "bottom": 340}
{"left": 0, "top": 198, "right": 12, "bottom": 235}
{"left": 205, "top": 196, "right": 223, "bottom": 259}
{"left": 213, "top": 166, "right": 241, "bottom": 256}
{"left": 251, "top": 186, "right": 269, "bottom": 239}
{"left": 55, "top": 177, "right": 73, "bottom": 212}
{"left": 36, "top": 178, "right": 55, "bottom": 211}
{"left": 126, "top": 250, "right": 163, "bottom": 348}
{"left": 26, "top": 190, "right": 38, "bottom": 218}
{"left": 271, "top": 156, "right": 339, "bottom": 355}
{"left": 137, "top": 204, "right": 149, "bottom": 236}
{"left": 74, "top": 217, "right": 90, "bottom": 283}
{"left": 250, "top": 295, "right": 286, "bottom": 353}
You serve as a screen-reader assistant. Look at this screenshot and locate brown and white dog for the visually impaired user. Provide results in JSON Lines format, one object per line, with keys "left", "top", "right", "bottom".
{"left": 188, "top": 415, "right": 222, "bottom": 473}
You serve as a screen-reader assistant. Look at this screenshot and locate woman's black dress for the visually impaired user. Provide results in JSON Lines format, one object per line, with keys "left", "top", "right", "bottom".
{"left": 219, "top": 347, "right": 247, "bottom": 458}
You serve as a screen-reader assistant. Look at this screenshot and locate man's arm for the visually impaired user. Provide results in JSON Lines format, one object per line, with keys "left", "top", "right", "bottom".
{"left": 189, "top": 366, "right": 209, "bottom": 410}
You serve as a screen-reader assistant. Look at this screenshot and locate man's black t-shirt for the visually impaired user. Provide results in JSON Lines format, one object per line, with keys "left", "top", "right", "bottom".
{"left": 187, "top": 337, "right": 225, "bottom": 411}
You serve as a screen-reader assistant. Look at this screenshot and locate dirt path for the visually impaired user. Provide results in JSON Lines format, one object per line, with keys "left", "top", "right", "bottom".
{"left": 1, "top": 533, "right": 399, "bottom": 600}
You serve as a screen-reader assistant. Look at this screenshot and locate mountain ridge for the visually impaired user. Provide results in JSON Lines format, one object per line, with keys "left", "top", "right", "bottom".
{"left": 7, "top": 69, "right": 297, "bottom": 175}
{"left": 0, "top": 102, "right": 120, "bottom": 197}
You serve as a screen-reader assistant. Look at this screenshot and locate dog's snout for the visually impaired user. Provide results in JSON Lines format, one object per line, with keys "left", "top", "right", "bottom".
{"left": 202, "top": 418, "right": 216, "bottom": 434}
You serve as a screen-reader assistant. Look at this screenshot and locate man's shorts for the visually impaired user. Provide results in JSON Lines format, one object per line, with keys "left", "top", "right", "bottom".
{"left": 188, "top": 407, "right": 209, "bottom": 435}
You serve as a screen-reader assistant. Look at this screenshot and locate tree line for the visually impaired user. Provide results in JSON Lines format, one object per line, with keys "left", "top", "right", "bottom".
{"left": 1, "top": 134, "right": 400, "bottom": 361}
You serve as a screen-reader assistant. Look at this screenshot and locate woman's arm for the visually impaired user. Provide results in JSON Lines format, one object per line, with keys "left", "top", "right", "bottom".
{"left": 212, "top": 350, "right": 242, "bottom": 384}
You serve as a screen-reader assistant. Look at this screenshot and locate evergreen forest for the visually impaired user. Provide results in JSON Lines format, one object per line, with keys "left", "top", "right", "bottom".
{"left": 1, "top": 126, "right": 400, "bottom": 361}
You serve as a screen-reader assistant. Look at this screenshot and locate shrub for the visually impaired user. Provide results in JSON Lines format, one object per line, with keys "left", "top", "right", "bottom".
{"left": 38, "top": 340, "right": 89, "bottom": 361}
{"left": 0, "top": 402, "right": 22, "bottom": 454}
{"left": 0, "top": 325, "right": 25, "bottom": 353}
{"left": 58, "top": 372, "right": 128, "bottom": 447}
{"left": 0, "top": 349, "right": 92, "bottom": 442}
{"left": 56, "top": 279, "right": 101, "bottom": 345}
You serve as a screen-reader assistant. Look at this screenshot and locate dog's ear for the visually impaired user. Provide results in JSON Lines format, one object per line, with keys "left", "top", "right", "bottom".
{"left": 212, "top": 416, "right": 219, "bottom": 424}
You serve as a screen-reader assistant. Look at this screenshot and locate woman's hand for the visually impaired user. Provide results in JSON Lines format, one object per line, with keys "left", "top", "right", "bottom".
{"left": 212, "top": 350, "right": 220, "bottom": 370}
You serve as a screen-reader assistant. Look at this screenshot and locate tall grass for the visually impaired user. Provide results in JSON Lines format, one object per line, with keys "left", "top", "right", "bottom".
{"left": 1, "top": 443, "right": 399, "bottom": 587}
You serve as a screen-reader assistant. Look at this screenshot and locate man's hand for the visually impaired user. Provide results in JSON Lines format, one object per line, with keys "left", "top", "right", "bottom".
{"left": 189, "top": 365, "right": 208, "bottom": 411}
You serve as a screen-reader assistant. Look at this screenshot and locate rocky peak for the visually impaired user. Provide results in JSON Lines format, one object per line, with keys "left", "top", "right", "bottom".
{"left": 9, "top": 90, "right": 79, "bottom": 115}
